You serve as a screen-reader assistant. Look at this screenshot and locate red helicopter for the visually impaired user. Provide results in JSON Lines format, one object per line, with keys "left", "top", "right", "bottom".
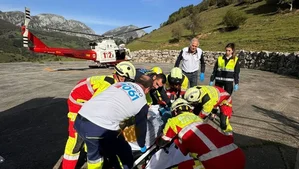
{"left": 21, "top": 7, "right": 151, "bottom": 68}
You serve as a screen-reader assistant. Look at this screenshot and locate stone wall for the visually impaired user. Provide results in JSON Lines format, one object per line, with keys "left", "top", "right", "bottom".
{"left": 131, "top": 50, "right": 299, "bottom": 77}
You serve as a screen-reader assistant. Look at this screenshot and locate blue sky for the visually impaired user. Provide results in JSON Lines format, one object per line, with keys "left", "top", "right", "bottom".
{"left": 0, "top": 0, "right": 201, "bottom": 34}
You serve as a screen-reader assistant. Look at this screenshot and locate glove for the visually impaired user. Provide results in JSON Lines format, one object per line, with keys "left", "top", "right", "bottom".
{"left": 159, "top": 107, "right": 168, "bottom": 116}
{"left": 199, "top": 73, "right": 205, "bottom": 82}
{"left": 234, "top": 84, "right": 239, "bottom": 91}
{"left": 209, "top": 81, "right": 213, "bottom": 86}
{"left": 140, "top": 146, "right": 147, "bottom": 153}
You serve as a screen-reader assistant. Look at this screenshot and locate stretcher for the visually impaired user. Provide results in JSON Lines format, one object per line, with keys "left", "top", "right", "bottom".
{"left": 126, "top": 105, "right": 206, "bottom": 169}
{"left": 123, "top": 105, "right": 165, "bottom": 169}
{"left": 123, "top": 105, "right": 164, "bottom": 151}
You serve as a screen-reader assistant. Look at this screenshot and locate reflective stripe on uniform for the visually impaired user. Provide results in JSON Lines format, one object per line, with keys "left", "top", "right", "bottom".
{"left": 217, "top": 68, "right": 234, "bottom": 72}
{"left": 162, "top": 135, "right": 172, "bottom": 141}
{"left": 178, "top": 122, "right": 216, "bottom": 150}
{"left": 220, "top": 99, "right": 232, "bottom": 107}
{"left": 217, "top": 88, "right": 230, "bottom": 97}
{"left": 86, "top": 78, "right": 95, "bottom": 95}
{"left": 69, "top": 77, "right": 94, "bottom": 106}
{"left": 72, "top": 78, "right": 94, "bottom": 95}
{"left": 67, "top": 112, "right": 78, "bottom": 122}
{"left": 227, "top": 97, "right": 232, "bottom": 103}
{"left": 69, "top": 96, "right": 84, "bottom": 106}
{"left": 215, "top": 77, "right": 234, "bottom": 82}
{"left": 63, "top": 154, "right": 80, "bottom": 160}
{"left": 200, "top": 110, "right": 210, "bottom": 116}
{"left": 88, "top": 157, "right": 104, "bottom": 164}
{"left": 199, "top": 143, "right": 238, "bottom": 161}
{"left": 178, "top": 121, "right": 237, "bottom": 162}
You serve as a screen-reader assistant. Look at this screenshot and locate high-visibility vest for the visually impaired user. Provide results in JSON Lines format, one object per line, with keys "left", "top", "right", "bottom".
{"left": 165, "top": 74, "right": 189, "bottom": 91}
{"left": 215, "top": 56, "right": 238, "bottom": 82}
{"left": 161, "top": 112, "right": 203, "bottom": 141}
{"left": 195, "top": 86, "right": 231, "bottom": 117}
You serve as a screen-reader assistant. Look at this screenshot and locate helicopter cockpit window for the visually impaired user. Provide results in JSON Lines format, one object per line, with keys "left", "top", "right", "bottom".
{"left": 89, "top": 42, "right": 97, "bottom": 49}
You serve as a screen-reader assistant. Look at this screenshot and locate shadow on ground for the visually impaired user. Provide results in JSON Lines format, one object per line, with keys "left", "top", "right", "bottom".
{"left": 244, "top": 3, "right": 278, "bottom": 16}
{"left": 252, "top": 105, "right": 299, "bottom": 131}
{"left": 234, "top": 133, "right": 297, "bottom": 169}
{"left": 0, "top": 97, "right": 68, "bottom": 169}
{"left": 0, "top": 99, "right": 297, "bottom": 169}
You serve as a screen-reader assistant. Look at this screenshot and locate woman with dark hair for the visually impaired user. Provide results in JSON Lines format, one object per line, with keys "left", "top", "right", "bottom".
{"left": 209, "top": 43, "right": 240, "bottom": 95}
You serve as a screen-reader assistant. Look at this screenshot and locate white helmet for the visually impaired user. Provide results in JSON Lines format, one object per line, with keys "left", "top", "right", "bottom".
{"left": 168, "top": 67, "right": 184, "bottom": 85}
{"left": 114, "top": 61, "right": 136, "bottom": 80}
{"left": 184, "top": 87, "right": 201, "bottom": 103}
{"left": 171, "top": 98, "right": 193, "bottom": 113}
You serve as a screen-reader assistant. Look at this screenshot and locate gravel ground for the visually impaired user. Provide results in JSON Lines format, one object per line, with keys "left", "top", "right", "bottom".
{"left": 0, "top": 61, "right": 298, "bottom": 169}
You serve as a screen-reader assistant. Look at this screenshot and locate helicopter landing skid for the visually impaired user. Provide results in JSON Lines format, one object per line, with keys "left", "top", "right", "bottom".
{"left": 88, "top": 62, "right": 116, "bottom": 69}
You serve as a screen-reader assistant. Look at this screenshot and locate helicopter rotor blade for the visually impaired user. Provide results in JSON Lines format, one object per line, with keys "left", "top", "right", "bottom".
{"left": 112, "top": 26, "right": 152, "bottom": 37}
{"left": 46, "top": 28, "right": 105, "bottom": 37}
{"left": 90, "top": 25, "right": 151, "bottom": 43}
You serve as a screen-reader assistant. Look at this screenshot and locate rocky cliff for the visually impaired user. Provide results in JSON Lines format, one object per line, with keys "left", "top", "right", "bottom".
{"left": 0, "top": 11, "right": 95, "bottom": 39}
{"left": 103, "top": 25, "right": 147, "bottom": 43}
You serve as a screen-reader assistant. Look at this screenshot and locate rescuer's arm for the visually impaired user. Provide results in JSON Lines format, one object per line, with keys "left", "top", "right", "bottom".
{"left": 210, "top": 60, "right": 218, "bottom": 83}
{"left": 157, "top": 87, "right": 171, "bottom": 107}
{"left": 135, "top": 104, "right": 149, "bottom": 148}
{"left": 200, "top": 52, "right": 206, "bottom": 73}
{"left": 234, "top": 60, "right": 240, "bottom": 85}
{"left": 174, "top": 50, "right": 183, "bottom": 67}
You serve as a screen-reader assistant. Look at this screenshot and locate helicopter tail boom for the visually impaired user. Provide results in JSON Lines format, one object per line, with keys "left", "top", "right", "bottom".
{"left": 22, "top": 7, "right": 48, "bottom": 50}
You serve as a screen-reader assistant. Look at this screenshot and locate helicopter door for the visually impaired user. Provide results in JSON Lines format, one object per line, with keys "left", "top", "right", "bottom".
{"left": 98, "top": 50, "right": 116, "bottom": 63}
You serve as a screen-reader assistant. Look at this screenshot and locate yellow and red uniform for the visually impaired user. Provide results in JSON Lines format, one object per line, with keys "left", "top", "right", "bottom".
{"left": 62, "top": 75, "right": 116, "bottom": 169}
{"left": 196, "top": 86, "right": 232, "bottom": 118}
{"left": 165, "top": 74, "right": 189, "bottom": 101}
{"left": 161, "top": 112, "right": 245, "bottom": 169}
{"left": 191, "top": 86, "right": 233, "bottom": 135}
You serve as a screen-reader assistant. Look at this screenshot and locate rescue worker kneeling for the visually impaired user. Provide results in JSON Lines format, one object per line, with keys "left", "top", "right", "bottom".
{"left": 156, "top": 98, "right": 245, "bottom": 169}
{"left": 165, "top": 67, "right": 189, "bottom": 102}
{"left": 184, "top": 85, "right": 234, "bottom": 136}
{"left": 74, "top": 75, "right": 152, "bottom": 169}
{"left": 136, "top": 66, "right": 170, "bottom": 107}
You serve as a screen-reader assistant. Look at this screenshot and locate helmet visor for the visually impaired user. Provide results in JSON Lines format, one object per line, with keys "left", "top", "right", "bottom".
{"left": 169, "top": 77, "right": 182, "bottom": 85}
{"left": 125, "top": 77, "right": 135, "bottom": 82}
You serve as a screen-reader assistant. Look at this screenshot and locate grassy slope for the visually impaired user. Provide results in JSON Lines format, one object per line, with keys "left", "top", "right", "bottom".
{"left": 127, "top": 1, "right": 299, "bottom": 52}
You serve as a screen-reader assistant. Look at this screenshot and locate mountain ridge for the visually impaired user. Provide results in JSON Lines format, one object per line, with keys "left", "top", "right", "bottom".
{"left": 0, "top": 10, "right": 147, "bottom": 42}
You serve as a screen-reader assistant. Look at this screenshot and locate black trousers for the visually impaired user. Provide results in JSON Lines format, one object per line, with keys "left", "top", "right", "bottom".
{"left": 215, "top": 81, "right": 234, "bottom": 95}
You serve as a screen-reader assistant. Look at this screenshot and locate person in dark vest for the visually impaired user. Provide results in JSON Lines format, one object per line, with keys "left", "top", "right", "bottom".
{"left": 209, "top": 43, "right": 240, "bottom": 95}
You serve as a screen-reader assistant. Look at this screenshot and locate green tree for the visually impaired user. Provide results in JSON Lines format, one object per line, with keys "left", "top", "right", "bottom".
{"left": 184, "top": 11, "right": 202, "bottom": 36}
{"left": 223, "top": 9, "right": 247, "bottom": 29}
{"left": 171, "top": 25, "right": 183, "bottom": 41}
